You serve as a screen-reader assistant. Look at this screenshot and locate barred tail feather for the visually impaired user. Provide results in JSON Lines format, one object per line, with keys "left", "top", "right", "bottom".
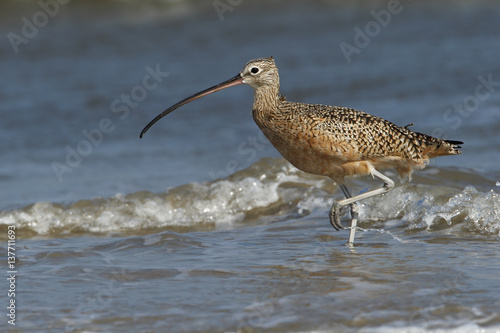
{"left": 428, "top": 139, "right": 463, "bottom": 158}
{"left": 445, "top": 140, "right": 463, "bottom": 150}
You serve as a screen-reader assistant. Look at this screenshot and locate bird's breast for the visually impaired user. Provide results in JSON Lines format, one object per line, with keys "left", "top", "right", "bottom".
{"left": 252, "top": 108, "right": 351, "bottom": 176}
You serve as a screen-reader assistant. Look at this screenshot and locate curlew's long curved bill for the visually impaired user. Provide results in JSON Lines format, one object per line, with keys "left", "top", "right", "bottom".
{"left": 140, "top": 73, "right": 244, "bottom": 138}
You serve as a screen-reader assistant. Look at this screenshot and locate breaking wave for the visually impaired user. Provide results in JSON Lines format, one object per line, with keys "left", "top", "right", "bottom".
{"left": 1, "top": 158, "right": 499, "bottom": 238}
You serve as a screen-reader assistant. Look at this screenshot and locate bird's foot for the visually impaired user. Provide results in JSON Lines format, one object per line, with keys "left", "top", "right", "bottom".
{"left": 329, "top": 202, "right": 344, "bottom": 230}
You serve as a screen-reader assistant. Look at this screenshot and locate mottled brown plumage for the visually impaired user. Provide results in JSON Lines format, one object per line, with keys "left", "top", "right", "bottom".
{"left": 140, "top": 57, "right": 463, "bottom": 244}
{"left": 255, "top": 100, "right": 462, "bottom": 183}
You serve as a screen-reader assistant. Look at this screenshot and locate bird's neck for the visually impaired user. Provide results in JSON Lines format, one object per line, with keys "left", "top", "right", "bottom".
{"left": 252, "top": 85, "right": 280, "bottom": 113}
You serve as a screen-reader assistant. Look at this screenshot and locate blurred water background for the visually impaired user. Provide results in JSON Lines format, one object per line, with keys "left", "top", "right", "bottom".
{"left": 1, "top": 0, "right": 500, "bottom": 332}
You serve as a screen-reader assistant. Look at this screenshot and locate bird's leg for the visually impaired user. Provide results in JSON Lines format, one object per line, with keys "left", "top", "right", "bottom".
{"left": 340, "top": 184, "right": 358, "bottom": 245}
{"left": 329, "top": 169, "right": 395, "bottom": 242}
{"left": 339, "top": 169, "right": 395, "bottom": 206}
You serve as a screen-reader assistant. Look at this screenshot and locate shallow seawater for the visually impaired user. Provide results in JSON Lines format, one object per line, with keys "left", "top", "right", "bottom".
{"left": 1, "top": 0, "right": 500, "bottom": 332}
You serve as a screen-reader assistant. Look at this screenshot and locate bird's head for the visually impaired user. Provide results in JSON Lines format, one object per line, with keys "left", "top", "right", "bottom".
{"left": 140, "top": 57, "right": 279, "bottom": 138}
{"left": 239, "top": 57, "right": 279, "bottom": 91}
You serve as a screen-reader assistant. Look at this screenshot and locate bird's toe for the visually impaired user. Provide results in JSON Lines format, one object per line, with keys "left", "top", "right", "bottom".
{"left": 329, "top": 202, "right": 344, "bottom": 230}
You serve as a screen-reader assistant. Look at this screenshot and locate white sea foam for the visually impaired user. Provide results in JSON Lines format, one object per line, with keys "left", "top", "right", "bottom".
{"left": 370, "top": 184, "right": 499, "bottom": 235}
{"left": 1, "top": 159, "right": 498, "bottom": 237}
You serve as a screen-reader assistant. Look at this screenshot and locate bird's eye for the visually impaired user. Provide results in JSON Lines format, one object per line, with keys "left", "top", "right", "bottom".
{"left": 250, "top": 67, "right": 259, "bottom": 74}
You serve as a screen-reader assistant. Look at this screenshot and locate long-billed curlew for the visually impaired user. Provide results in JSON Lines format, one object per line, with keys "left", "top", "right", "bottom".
{"left": 140, "top": 57, "right": 463, "bottom": 244}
